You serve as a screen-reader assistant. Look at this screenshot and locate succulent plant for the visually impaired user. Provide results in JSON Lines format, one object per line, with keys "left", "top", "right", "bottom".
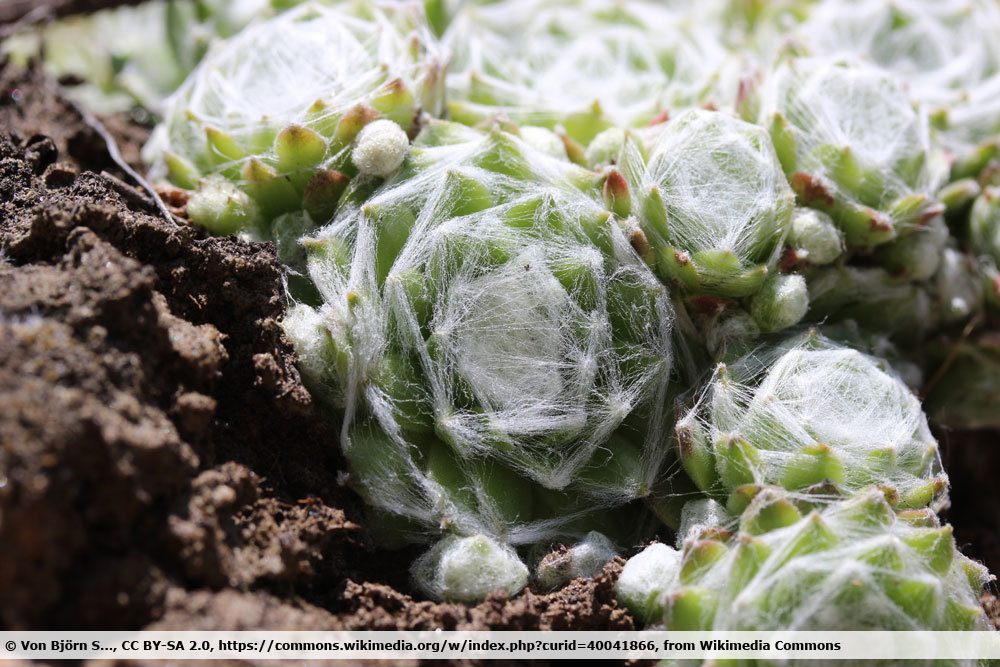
{"left": 806, "top": 265, "right": 933, "bottom": 338}
{"left": 282, "top": 119, "right": 675, "bottom": 596}
{"left": 412, "top": 533, "right": 530, "bottom": 601}
{"left": 784, "top": 207, "right": 844, "bottom": 267}
{"left": 639, "top": 108, "right": 795, "bottom": 297}
{"left": 676, "top": 331, "right": 946, "bottom": 511}
{"left": 106, "top": 0, "right": 1000, "bottom": 616}
{"left": 619, "top": 488, "right": 992, "bottom": 632}
{"left": 925, "top": 334, "right": 1000, "bottom": 431}
{"left": 2, "top": 0, "right": 275, "bottom": 114}
{"left": 812, "top": 0, "right": 1000, "bottom": 186}
{"left": 444, "top": 0, "right": 726, "bottom": 145}
{"left": 970, "top": 186, "right": 1000, "bottom": 265}
{"left": 144, "top": 1, "right": 446, "bottom": 236}
{"left": 763, "top": 59, "right": 943, "bottom": 249}
{"left": 816, "top": 0, "right": 1000, "bottom": 188}
{"left": 794, "top": 0, "right": 1000, "bottom": 106}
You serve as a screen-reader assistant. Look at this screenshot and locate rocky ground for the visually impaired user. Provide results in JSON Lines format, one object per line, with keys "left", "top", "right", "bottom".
{"left": 0, "top": 37, "right": 997, "bottom": 642}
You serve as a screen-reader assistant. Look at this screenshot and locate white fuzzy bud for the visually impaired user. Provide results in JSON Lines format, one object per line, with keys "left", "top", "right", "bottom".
{"left": 281, "top": 304, "right": 327, "bottom": 385}
{"left": 352, "top": 119, "right": 410, "bottom": 177}
{"left": 750, "top": 273, "right": 809, "bottom": 332}
{"left": 412, "top": 534, "right": 529, "bottom": 602}
{"left": 789, "top": 208, "right": 843, "bottom": 266}
{"left": 615, "top": 542, "right": 680, "bottom": 623}
{"left": 186, "top": 174, "right": 261, "bottom": 235}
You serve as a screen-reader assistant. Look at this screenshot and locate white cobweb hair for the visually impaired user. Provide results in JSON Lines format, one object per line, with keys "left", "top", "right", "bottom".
{"left": 303, "top": 122, "right": 675, "bottom": 544}
{"left": 793, "top": 0, "right": 1000, "bottom": 106}
{"left": 143, "top": 0, "right": 445, "bottom": 178}
{"left": 783, "top": 0, "right": 1000, "bottom": 170}
{"left": 642, "top": 108, "right": 794, "bottom": 271}
{"left": 679, "top": 329, "right": 946, "bottom": 508}
{"left": 937, "top": 73, "right": 1000, "bottom": 163}
{"left": 761, "top": 57, "right": 941, "bottom": 205}
{"left": 665, "top": 489, "right": 993, "bottom": 636}
{"left": 443, "top": 0, "right": 727, "bottom": 132}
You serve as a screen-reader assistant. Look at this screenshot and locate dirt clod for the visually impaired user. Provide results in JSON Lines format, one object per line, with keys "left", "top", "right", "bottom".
{"left": 0, "top": 107, "right": 366, "bottom": 629}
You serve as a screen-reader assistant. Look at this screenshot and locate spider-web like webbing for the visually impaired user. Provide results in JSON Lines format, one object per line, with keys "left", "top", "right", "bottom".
{"left": 303, "top": 125, "right": 675, "bottom": 544}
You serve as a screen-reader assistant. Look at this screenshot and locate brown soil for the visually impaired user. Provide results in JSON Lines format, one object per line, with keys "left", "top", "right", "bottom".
{"left": 0, "top": 59, "right": 146, "bottom": 174}
{"left": 0, "top": 59, "right": 644, "bottom": 634}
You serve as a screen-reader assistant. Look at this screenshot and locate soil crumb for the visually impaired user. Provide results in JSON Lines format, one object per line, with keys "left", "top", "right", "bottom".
{"left": 0, "top": 58, "right": 147, "bottom": 174}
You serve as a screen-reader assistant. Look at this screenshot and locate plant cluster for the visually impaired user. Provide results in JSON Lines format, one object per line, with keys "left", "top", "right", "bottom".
{"left": 22, "top": 0, "right": 1000, "bottom": 642}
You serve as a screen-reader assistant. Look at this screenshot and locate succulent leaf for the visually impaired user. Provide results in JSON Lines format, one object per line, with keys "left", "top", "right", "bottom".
{"left": 639, "top": 109, "right": 794, "bottom": 297}
{"left": 146, "top": 1, "right": 445, "bottom": 237}
{"left": 677, "top": 331, "right": 946, "bottom": 508}
{"left": 444, "top": 0, "right": 726, "bottom": 144}
{"left": 762, "top": 59, "right": 941, "bottom": 249}
{"left": 281, "top": 120, "right": 674, "bottom": 590}
{"left": 620, "top": 490, "right": 993, "bottom": 632}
